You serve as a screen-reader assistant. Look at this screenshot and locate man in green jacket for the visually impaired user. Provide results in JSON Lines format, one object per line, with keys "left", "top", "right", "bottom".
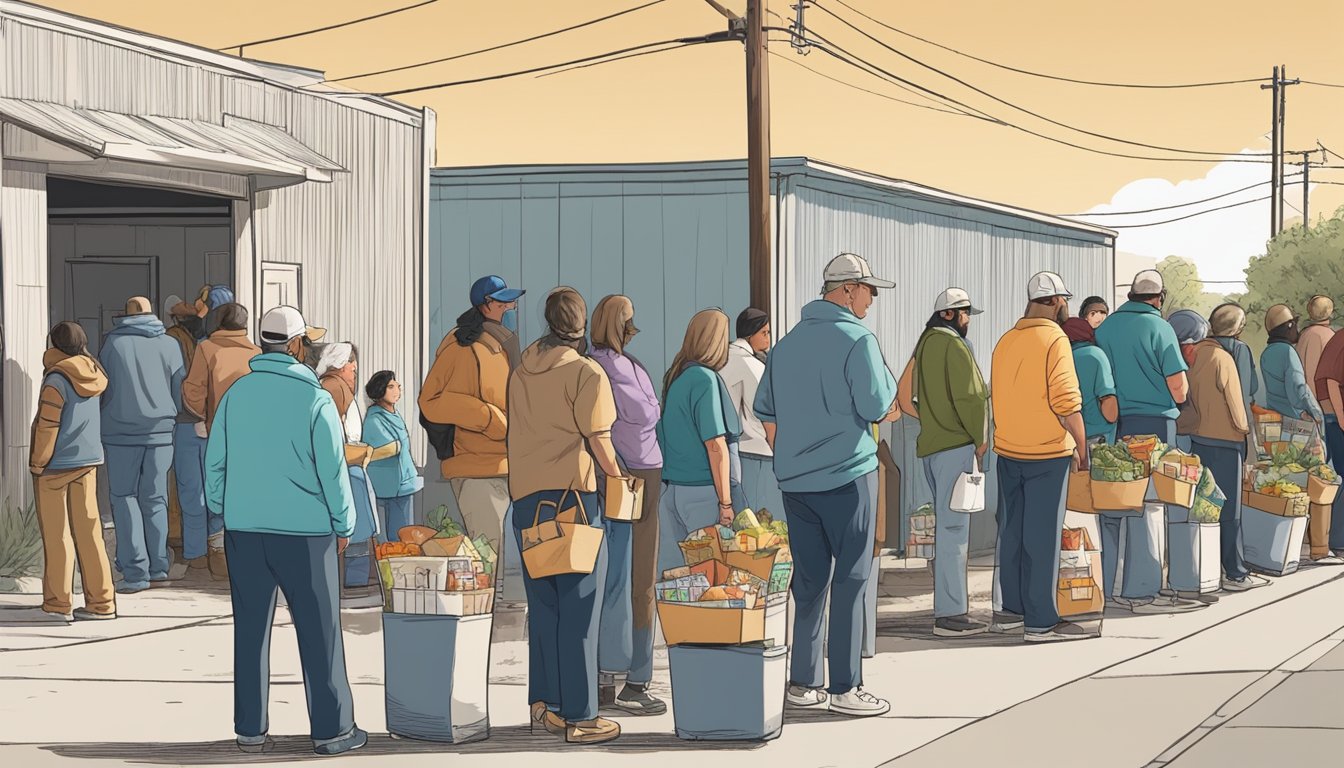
{"left": 204, "top": 306, "right": 366, "bottom": 757}
{"left": 898, "top": 288, "right": 990, "bottom": 637}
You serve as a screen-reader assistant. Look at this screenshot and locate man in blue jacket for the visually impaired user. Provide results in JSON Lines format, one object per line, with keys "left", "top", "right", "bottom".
{"left": 755, "top": 253, "right": 899, "bottom": 719}
{"left": 205, "top": 305, "right": 366, "bottom": 757}
{"left": 99, "top": 296, "right": 186, "bottom": 593}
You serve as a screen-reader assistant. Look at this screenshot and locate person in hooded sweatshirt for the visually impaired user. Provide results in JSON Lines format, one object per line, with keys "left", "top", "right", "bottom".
{"left": 30, "top": 321, "right": 117, "bottom": 623}
{"left": 509, "top": 287, "right": 624, "bottom": 745}
{"left": 99, "top": 296, "right": 186, "bottom": 593}
{"left": 361, "top": 370, "right": 422, "bottom": 544}
{"left": 1208, "top": 304, "right": 1260, "bottom": 456}
{"left": 1165, "top": 311, "right": 1221, "bottom": 605}
{"left": 1261, "top": 304, "right": 1324, "bottom": 428}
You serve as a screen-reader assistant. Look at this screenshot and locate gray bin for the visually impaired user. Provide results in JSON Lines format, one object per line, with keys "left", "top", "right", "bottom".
{"left": 383, "top": 613, "right": 492, "bottom": 743}
{"left": 668, "top": 644, "right": 786, "bottom": 741}
{"left": 1242, "top": 506, "right": 1308, "bottom": 577}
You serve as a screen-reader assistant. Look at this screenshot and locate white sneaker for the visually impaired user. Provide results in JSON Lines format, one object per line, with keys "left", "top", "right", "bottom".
{"left": 1221, "top": 577, "right": 1253, "bottom": 592}
{"left": 786, "top": 685, "right": 827, "bottom": 708}
{"left": 1249, "top": 574, "right": 1272, "bottom": 587}
{"left": 828, "top": 688, "right": 890, "bottom": 718}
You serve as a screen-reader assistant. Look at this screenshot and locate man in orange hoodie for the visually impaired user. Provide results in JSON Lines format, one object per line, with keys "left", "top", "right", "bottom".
{"left": 419, "top": 276, "right": 524, "bottom": 600}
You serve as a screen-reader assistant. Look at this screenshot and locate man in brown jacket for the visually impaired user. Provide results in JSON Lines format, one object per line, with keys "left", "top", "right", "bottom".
{"left": 1177, "top": 333, "right": 1258, "bottom": 592}
{"left": 419, "top": 275, "right": 524, "bottom": 600}
{"left": 183, "top": 303, "right": 261, "bottom": 579}
{"left": 1299, "top": 295, "right": 1336, "bottom": 419}
{"left": 165, "top": 299, "right": 202, "bottom": 563}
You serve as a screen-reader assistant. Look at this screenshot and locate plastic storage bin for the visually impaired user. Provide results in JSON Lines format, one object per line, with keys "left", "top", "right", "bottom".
{"left": 668, "top": 644, "right": 786, "bottom": 741}
{"left": 1241, "top": 505, "right": 1308, "bottom": 577}
{"left": 1167, "top": 521, "right": 1221, "bottom": 593}
{"left": 383, "top": 613, "right": 492, "bottom": 743}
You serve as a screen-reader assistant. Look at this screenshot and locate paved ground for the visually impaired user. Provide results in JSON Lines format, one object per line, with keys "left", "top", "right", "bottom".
{"left": 1, "top": 553, "right": 1341, "bottom": 767}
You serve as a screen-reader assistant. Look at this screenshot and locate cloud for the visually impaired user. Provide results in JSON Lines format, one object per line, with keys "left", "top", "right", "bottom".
{"left": 1076, "top": 151, "right": 1312, "bottom": 286}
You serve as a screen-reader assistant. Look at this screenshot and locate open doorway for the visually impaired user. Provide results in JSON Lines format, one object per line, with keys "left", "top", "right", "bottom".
{"left": 46, "top": 177, "right": 234, "bottom": 353}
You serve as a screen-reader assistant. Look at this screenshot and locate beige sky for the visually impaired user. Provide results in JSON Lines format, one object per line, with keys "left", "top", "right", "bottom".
{"left": 41, "top": 0, "right": 1344, "bottom": 231}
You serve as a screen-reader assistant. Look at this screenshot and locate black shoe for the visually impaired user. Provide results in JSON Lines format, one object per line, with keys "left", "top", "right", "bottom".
{"left": 1025, "top": 622, "right": 1091, "bottom": 643}
{"left": 990, "top": 611, "right": 1024, "bottom": 633}
{"left": 933, "top": 614, "right": 989, "bottom": 637}
{"left": 614, "top": 683, "right": 667, "bottom": 716}
{"left": 236, "top": 735, "right": 275, "bottom": 754}
{"left": 314, "top": 727, "right": 367, "bottom": 757}
{"left": 1176, "top": 591, "right": 1219, "bottom": 605}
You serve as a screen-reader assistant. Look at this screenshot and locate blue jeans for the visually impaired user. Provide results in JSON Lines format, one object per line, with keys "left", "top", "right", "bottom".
{"left": 996, "top": 455, "right": 1070, "bottom": 633}
{"left": 1191, "top": 437, "right": 1248, "bottom": 581}
{"left": 173, "top": 423, "right": 219, "bottom": 560}
{"left": 225, "top": 530, "right": 355, "bottom": 743}
{"left": 1109, "top": 415, "right": 1177, "bottom": 601}
{"left": 923, "top": 445, "right": 975, "bottom": 618}
{"left": 598, "top": 515, "right": 633, "bottom": 679}
{"left": 343, "top": 466, "right": 379, "bottom": 588}
{"left": 657, "top": 483, "right": 722, "bottom": 576}
{"left": 512, "top": 490, "right": 607, "bottom": 722}
{"left": 106, "top": 443, "right": 173, "bottom": 588}
{"left": 1327, "top": 417, "right": 1344, "bottom": 551}
{"left": 784, "top": 473, "right": 877, "bottom": 695}
{"left": 376, "top": 495, "right": 415, "bottom": 545}
{"left": 740, "top": 453, "right": 787, "bottom": 524}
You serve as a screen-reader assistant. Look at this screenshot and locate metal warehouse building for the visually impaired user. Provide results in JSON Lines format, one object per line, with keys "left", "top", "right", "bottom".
{"left": 430, "top": 157, "right": 1116, "bottom": 553}
{"left": 0, "top": 1, "right": 434, "bottom": 501}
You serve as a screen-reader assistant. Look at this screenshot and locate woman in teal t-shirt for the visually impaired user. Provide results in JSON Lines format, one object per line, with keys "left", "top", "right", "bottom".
{"left": 362, "top": 371, "right": 424, "bottom": 543}
{"left": 655, "top": 309, "right": 742, "bottom": 573}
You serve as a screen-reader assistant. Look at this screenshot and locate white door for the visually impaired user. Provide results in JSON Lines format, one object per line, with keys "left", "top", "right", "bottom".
{"left": 260, "top": 262, "right": 301, "bottom": 314}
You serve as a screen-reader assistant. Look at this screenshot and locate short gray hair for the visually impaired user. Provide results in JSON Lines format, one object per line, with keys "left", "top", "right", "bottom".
{"left": 822, "top": 280, "right": 851, "bottom": 294}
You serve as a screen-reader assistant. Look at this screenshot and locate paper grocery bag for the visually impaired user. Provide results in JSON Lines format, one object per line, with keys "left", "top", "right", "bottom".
{"left": 1067, "top": 471, "right": 1099, "bottom": 514}
{"left": 603, "top": 475, "right": 645, "bottom": 521}
{"left": 521, "top": 490, "right": 604, "bottom": 578}
{"left": 949, "top": 471, "right": 986, "bottom": 513}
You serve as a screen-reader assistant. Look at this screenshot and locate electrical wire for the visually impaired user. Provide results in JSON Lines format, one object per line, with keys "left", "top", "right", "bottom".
{"left": 1084, "top": 195, "right": 1272, "bottom": 228}
{"left": 1066, "top": 174, "right": 1301, "bottom": 216}
{"left": 827, "top": 0, "right": 1268, "bottom": 90}
{"left": 803, "top": 35, "right": 1275, "bottom": 165}
{"left": 809, "top": 1, "right": 1273, "bottom": 159}
{"left": 328, "top": 0, "right": 670, "bottom": 83}
{"left": 220, "top": 0, "right": 438, "bottom": 54}
{"left": 1302, "top": 80, "right": 1344, "bottom": 89}
{"left": 538, "top": 39, "right": 724, "bottom": 78}
{"left": 770, "top": 50, "right": 991, "bottom": 119}
{"left": 378, "top": 34, "right": 728, "bottom": 97}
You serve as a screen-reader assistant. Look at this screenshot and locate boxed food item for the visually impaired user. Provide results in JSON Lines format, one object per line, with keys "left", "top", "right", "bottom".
{"left": 1066, "top": 471, "right": 1100, "bottom": 514}
{"left": 1307, "top": 465, "right": 1340, "bottom": 505}
{"left": 391, "top": 587, "right": 495, "bottom": 616}
{"left": 1056, "top": 550, "right": 1102, "bottom": 618}
{"left": 1308, "top": 502, "right": 1334, "bottom": 558}
{"left": 387, "top": 557, "right": 451, "bottom": 591}
{"left": 657, "top": 594, "right": 788, "bottom": 646}
{"left": 1152, "top": 460, "right": 1198, "bottom": 507}
{"left": 1091, "top": 442, "right": 1156, "bottom": 512}
{"left": 1060, "top": 527, "right": 1095, "bottom": 552}
{"left": 658, "top": 528, "right": 793, "bottom": 646}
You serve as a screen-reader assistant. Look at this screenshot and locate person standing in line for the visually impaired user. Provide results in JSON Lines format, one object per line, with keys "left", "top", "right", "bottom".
{"left": 721, "top": 307, "right": 786, "bottom": 522}
{"left": 164, "top": 298, "right": 202, "bottom": 567}
{"left": 1061, "top": 315, "right": 1120, "bottom": 599}
{"left": 192, "top": 285, "right": 236, "bottom": 342}
{"left": 419, "top": 275, "right": 525, "bottom": 602}
{"left": 361, "top": 371, "right": 421, "bottom": 545}
{"left": 316, "top": 343, "right": 380, "bottom": 600}
{"left": 100, "top": 296, "right": 186, "bottom": 593}
{"left": 896, "top": 288, "right": 989, "bottom": 638}
{"left": 755, "top": 253, "right": 899, "bottom": 717}
{"left": 205, "top": 306, "right": 366, "bottom": 757}
{"left": 509, "top": 287, "right": 623, "bottom": 745}
{"left": 1313, "top": 323, "right": 1344, "bottom": 560}
{"left": 1165, "top": 311, "right": 1219, "bottom": 606}
{"left": 588, "top": 295, "right": 667, "bottom": 716}
{"left": 1079, "top": 296, "right": 1110, "bottom": 329}
{"left": 30, "top": 322, "right": 117, "bottom": 623}
{"left": 1297, "top": 296, "right": 1335, "bottom": 400}
{"left": 656, "top": 309, "right": 743, "bottom": 573}
{"left": 1209, "top": 304, "right": 1261, "bottom": 456}
{"left": 1174, "top": 311, "right": 1262, "bottom": 592}
{"left": 1261, "top": 304, "right": 1324, "bottom": 428}
{"left": 1094, "top": 271, "right": 1204, "bottom": 614}
{"left": 990, "top": 272, "right": 1091, "bottom": 642}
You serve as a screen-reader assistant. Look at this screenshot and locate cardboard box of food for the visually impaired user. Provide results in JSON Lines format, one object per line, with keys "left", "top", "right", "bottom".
{"left": 1308, "top": 474, "right": 1340, "bottom": 505}
{"left": 1244, "top": 491, "right": 1309, "bottom": 518}
{"left": 1090, "top": 477, "right": 1149, "bottom": 512}
{"left": 1152, "top": 472, "right": 1197, "bottom": 508}
{"left": 1057, "top": 550, "right": 1102, "bottom": 618}
{"left": 387, "top": 557, "right": 451, "bottom": 591}
{"left": 657, "top": 593, "right": 788, "bottom": 647}
{"left": 1066, "top": 471, "right": 1099, "bottom": 514}
{"left": 721, "top": 548, "right": 792, "bottom": 591}
{"left": 1308, "top": 502, "right": 1334, "bottom": 558}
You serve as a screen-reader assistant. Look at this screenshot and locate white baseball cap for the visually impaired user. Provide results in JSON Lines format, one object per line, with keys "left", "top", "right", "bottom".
{"left": 1131, "top": 269, "right": 1165, "bottom": 295}
{"left": 822, "top": 253, "right": 895, "bottom": 293}
{"left": 933, "top": 287, "right": 983, "bottom": 315}
{"left": 1027, "top": 272, "right": 1072, "bottom": 300}
{"left": 259, "top": 305, "right": 326, "bottom": 345}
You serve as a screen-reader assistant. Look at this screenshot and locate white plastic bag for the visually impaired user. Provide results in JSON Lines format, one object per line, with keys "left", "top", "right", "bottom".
{"left": 950, "top": 471, "right": 986, "bottom": 513}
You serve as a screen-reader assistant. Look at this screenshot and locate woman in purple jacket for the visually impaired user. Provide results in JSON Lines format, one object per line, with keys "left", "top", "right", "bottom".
{"left": 589, "top": 295, "right": 666, "bottom": 716}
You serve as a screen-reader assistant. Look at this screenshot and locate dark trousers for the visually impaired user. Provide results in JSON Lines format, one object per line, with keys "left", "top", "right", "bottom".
{"left": 783, "top": 472, "right": 877, "bottom": 694}
{"left": 1191, "top": 437, "right": 1249, "bottom": 581}
{"left": 512, "top": 490, "right": 607, "bottom": 722}
{"left": 1327, "top": 417, "right": 1344, "bottom": 551}
{"left": 996, "top": 455, "right": 1071, "bottom": 633}
{"left": 226, "top": 530, "right": 354, "bottom": 742}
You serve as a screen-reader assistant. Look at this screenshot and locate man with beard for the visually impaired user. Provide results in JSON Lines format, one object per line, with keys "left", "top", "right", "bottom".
{"left": 990, "top": 272, "right": 1089, "bottom": 642}
{"left": 1261, "top": 304, "right": 1324, "bottom": 427}
{"left": 897, "top": 288, "right": 989, "bottom": 637}
{"left": 1095, "top": 270, "right": 1202, "bottom": 614}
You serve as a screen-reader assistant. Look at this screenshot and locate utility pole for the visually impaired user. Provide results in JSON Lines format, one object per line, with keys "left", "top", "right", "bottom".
{"left": 790, "top": 1, "right": 810, "bottom": 55}
{"left": 1300, "top": 150, "right": 1312, "bottom": 225}
{"left": 745, "top": 0, "right": 772, "bottom": 315}
{"left": 1277, "top": 65, "right": 1300, "bottom": 232}
{"left": 1262, "top": 67, "right": 1280, "bottom": 236}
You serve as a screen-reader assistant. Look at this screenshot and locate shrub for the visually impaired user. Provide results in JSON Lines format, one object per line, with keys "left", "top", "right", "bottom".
{"left": 0, "top": 499, "right": 42, "bottom": 578}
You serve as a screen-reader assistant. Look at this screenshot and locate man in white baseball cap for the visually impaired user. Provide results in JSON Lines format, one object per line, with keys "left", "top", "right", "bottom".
{"left": 205, "top": 305, "right": 367, "bottom": 756}
{"left": 819, "top": 253, "right": 896, "bottom": 316}
{"left": 896, "top": 288, "right": 989, "bottom": 638}
{"left": 1095, "top": 272, "right": 1212, "bottom": 612}
{"left": 989, "top": 272, "right": 1090, "bottom": 642}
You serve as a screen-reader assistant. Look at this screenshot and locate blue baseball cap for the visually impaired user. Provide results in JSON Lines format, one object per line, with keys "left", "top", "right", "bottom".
{"left": 469, "top": 275, "right": 525, "bottom": 307}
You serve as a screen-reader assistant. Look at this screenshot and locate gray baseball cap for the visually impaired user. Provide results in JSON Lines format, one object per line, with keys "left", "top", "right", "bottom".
{"left": 822, "top": 253, "right": 895, "bottom": 292}
{"left": 933, "top": 288, "right": 983, "bottom": 315}
{"left": 1027, "top": 272, "right": 1072, "bottom": 300}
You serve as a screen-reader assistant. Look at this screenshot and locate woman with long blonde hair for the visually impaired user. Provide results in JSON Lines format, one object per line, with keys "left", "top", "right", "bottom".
{"left": 655, "top": 309, "right": 742, "bottom": 574}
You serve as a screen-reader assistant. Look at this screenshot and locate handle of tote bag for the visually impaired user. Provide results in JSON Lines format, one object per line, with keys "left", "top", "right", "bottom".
{"left": 531, "top": 489, "right": 590, "bottom": 527}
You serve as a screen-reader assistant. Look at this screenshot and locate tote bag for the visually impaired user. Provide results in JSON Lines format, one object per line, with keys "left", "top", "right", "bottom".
{"left": 520, "top": 490, "right": 605, "bottom": 578}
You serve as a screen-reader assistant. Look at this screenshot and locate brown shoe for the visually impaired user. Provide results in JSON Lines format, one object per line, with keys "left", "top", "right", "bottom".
{"left": 208, "top": 549, "right": 229, "bottom": 581}
{"left": 565, "top": 717, "right": 620, "bottom": 745}
{"left": 187, "top": 556, "right": 209, "bottom": 570}
{"left": 529, "top": 702, "right": 565, "bottom": 737}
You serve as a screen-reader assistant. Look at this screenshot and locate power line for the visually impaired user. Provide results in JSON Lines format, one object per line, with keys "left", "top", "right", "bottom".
{"left": 829, "top": 0, "right": 1268, "bottom": 90}
{"left": 809, "top": 1, "right": 1273, "bottom": 159}
{"left": 803, "top": 34, "right": 1277, "bottom": 165}
{"left": 220, "top": 0, "right": 438, "bottom": 55}
{"left": 769, "top": 49, "right": 991, "bottom": 119}
{"left": 328, "top": 0, "right": 670, "bottom": 83}
{"left": 378, "top": 34, "right": 730, "bottom": 97}
{"left": 1088, "top": 195, "right": 1272, "bottom": 228}
{"left": 1302, "top": 80, "right": 1344, "bottom": 89}
{"left": 1067, "top": 174, "right": 1302, "bottom": 216}
{"left": 538, "top": 39, "right": 720, "bottom": 78}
